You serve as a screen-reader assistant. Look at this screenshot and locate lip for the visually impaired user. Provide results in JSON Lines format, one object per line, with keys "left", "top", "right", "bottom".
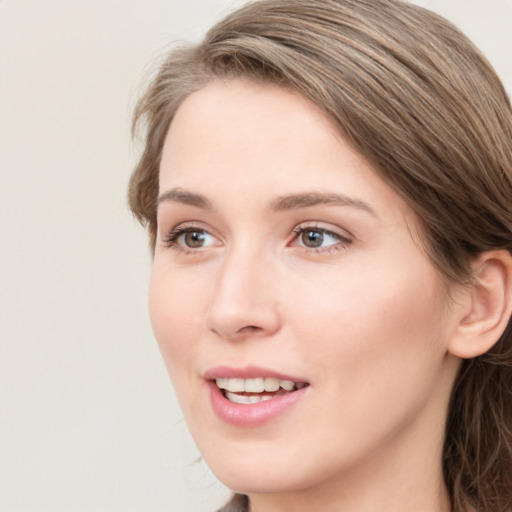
{"left": 203, "top": 365, "right": 307, "bottom": 382}
{"left": 204, "top": 365, "right": 309, "bottom": 428}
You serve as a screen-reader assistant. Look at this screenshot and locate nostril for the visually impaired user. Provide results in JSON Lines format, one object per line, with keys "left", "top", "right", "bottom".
{"left": 227, "top": 324, "right": 271, "bottom": 341}
{"left": 204, "top": 296, "right": 281, "bottom": 340}
{"left": 238, "top": 325, "right": 263, "bottom": 334}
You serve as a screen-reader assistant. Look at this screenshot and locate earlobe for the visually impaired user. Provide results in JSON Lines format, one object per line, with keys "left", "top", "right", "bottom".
{"left": 448, "top": 250, "right": 512, "bottom": 359}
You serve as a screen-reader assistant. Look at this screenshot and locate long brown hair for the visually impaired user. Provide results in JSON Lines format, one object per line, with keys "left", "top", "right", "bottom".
{"left": 128, "top": 1, "right": 512, "bottom": 510}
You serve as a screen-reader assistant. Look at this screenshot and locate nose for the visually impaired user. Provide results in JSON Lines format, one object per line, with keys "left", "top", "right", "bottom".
{"left": 205, "top": 247, "right": 281, "bottom": 341}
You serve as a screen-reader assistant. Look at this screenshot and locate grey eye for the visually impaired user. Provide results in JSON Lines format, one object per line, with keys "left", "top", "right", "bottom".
{"left": 301, "top": 230, "right": 324, "bottom": 248}
{"left": 297, "top": 229, "right": 340, "bottom": 248}
{"left": 183, "top": 230, "right": 208, "bottom": 248}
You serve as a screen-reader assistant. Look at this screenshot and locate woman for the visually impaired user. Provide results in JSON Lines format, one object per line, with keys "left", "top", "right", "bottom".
{"left": 128, "top": 0, "right": 512, "bottom": 510}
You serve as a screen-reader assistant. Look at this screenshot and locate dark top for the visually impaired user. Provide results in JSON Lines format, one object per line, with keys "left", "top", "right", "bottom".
{"left": 216, "top": 494, "right": 249, "bottom": 512}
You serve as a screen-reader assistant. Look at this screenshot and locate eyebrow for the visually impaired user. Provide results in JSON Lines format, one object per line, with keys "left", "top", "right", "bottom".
{"left": 157, "top": 188, "right": 376, "bottom": 216}
{"left": 157, "top": 188, "right": 213, "bottom": 210}
{"left": 271, "top": 192, "right": 376, "bottom": 216}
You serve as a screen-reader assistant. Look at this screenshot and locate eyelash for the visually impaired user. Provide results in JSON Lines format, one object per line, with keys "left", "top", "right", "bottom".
{"left": 163, "top": 224, "right": 213, "bottom": 254}
{"left": 162, "top": 223, "right": 352, "bottom": 254}
{"left": 291, "top": 223, "right": 352, "bottom": 253}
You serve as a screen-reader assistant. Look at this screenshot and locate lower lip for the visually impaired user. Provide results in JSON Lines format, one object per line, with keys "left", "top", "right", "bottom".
{"left": 207, "top": 381, "right": 308, "bottom": 427}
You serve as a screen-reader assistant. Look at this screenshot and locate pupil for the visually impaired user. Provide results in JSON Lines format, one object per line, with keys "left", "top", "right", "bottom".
{"left": 302, "top": 230, "right": 323, "bottom": 248}
{"left": 185, "top": 231, "right": 205, "bottom": 248}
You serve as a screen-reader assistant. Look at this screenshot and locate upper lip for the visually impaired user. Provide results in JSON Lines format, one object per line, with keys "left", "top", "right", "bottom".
{"left": 203, "top": 365, "right": 308, "bottom": 383}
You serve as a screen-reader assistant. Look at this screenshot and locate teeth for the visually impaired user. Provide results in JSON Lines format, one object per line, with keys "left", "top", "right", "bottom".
{"left": 225, "top": 392, "right": 274, "bottom": 404}
{"left": 215, "top": 377, "right": 304, "bottom": 393}
{"left": 264, "top": 377, "right": 280, "bottom": 391}
{"left": 280, "top": 380, "right": 295, "bottom": 391}
{"left": 218, "top": 377, "right": 244, "bottom": 392}
{"left": 244, "top": 377, "right": 264, "bottom": 392}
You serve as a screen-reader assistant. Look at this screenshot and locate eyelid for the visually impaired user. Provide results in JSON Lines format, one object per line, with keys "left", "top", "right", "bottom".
{"left": 162, "top": 221, "right": 222, "bottom": 250}
{"left": 289, "top": 222, "right": 353, "bottom": 251}
{"left": 160, "top": 220, "right": 353, "bottom": 254}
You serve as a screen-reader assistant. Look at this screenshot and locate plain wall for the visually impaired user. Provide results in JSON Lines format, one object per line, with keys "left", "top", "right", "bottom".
{"left": 1, "top": 1, "right": 511, "bottom": 511}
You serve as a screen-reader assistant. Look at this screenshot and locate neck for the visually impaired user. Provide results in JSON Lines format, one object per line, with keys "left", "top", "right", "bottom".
{"left": 249, "top": 473, "right": 450, "bottom": 512}
{"left": 247, "top": 384, "right": 454, "bottom": 512}
{"left": 248, "top": 450, "right": 451, "bottom": 512}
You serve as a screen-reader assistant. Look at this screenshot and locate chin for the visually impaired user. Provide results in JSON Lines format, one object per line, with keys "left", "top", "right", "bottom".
{"left": 200, "top": 441, "right": 336, "bottom": 497}
{"left": 213, "top": 466, "right": 306, "bottom": 495}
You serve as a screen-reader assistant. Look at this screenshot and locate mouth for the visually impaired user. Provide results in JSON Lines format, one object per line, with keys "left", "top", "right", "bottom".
{"left": 205, "top": 367, "right": 310, "bottom": 426}
{"left": 215, "top": 377, "right": 308, "bottom": 405}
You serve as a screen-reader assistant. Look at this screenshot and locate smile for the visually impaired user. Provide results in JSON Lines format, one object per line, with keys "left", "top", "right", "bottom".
{"left": 215, "top": 377, "right": 307, "bottom": 404}
{"left": 205, "top": 366, "right": 310, "bottom": 426}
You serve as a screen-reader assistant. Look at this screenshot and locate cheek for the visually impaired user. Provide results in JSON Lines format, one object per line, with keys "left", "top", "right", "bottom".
{"left": 280, "top": 261, "right": 452, "bottom": 467}
{"left": 291, "top": 253, "right": 449, "bottom": 398}
{"left": 148, "top": 265, "right": 207, "bottom": 379}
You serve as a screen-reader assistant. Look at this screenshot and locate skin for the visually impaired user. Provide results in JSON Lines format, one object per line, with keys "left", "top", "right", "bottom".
{"left": 150, "top": 80, "right": 466, "bottom": 512}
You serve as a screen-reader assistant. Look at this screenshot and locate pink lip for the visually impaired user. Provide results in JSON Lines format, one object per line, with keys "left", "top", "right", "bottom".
{"left": 204, "top": 365, "right": 309, "bottom": 428}
{"left": 203, "top": 365, "right": 307, "bottom": 382}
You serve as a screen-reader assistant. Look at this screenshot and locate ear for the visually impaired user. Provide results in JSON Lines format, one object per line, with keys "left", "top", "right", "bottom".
{"left": 448, "top": 250, "right": 512, "bottom": 359}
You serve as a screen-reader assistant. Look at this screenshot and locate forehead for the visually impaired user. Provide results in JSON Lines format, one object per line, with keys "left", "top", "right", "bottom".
{"left": 162, "top": 79, "right": 343, "bottom": 174}
{"left": 159, "top": 79, "right": 411, "bottom": 221}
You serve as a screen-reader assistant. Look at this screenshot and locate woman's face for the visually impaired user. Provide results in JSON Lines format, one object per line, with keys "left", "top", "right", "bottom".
{"left": 150, "top": 80, "right": 461, "bottom": 496}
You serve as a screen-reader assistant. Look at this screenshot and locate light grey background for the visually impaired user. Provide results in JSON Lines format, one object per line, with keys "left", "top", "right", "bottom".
{"left": 1, "top": 1, "right": 510, "bottom": 511}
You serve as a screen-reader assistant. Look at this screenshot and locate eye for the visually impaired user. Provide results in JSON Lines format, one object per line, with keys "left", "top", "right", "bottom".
{"left": 181, "top": 230, "right": 211, "bottom": 248}
{"left": 297, "top": 229, "right": 339, "bottom": 248}
{"left": 292, "top": 225, "right": 351, "bottom": 251}
{"left": 164, "top": 226, "right": 220, "bottom": 250}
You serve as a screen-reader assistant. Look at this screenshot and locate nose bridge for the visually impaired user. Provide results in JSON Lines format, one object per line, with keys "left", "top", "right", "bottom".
{"left": 206, "top": 240, "right": 280, "bottom": 340}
